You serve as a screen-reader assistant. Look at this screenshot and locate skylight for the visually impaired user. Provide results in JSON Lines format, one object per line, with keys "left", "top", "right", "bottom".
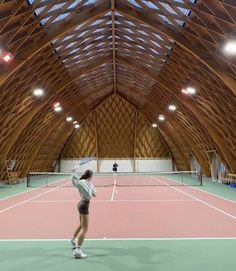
{"left": 90, "top": 19, "right": 105, "bottom": 27}
{"left": 65, "top": 42, "right": 76, "bottom": 49}
{"left": 48, "top": 3, "right": 66, "bottom": 12}
{"left": 127, "top": 0, "right": 142, "bottom": 8}
{"left": 68, "top": 0, "right": 82, "bottom": 9}
{"left": 159, "top": 2, "right": 177, "bottom": 15}
{"left": 144, "top": 1, "right": 159, "bottom": 10}
{"left": 52, "top": 14, "right": 70, "bottom": 24}
{"left": 27, "top": 0, "right": 98, "bottom": 27}
{"left": 41, "top": 16, "right": 51, "bottom": 25}
{"left": 62, "top": 35, "right": 74, "bottom": 42}
{"left": 128, "top": 0, "right": 196, "bottom": 27}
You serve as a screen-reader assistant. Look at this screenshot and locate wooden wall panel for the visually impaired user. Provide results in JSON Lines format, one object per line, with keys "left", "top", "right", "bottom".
{"left": 62, "top": 114, "right": 97, "bottom": 159}
{"left": 135, "top": 113, "right": 170, "bottom": 158}
{"left": 62, "top": 94, "right": 171, "bottom": 159}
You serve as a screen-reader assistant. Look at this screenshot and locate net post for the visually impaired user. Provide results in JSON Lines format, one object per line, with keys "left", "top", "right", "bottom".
{"left": 199, "top": 170, "right": 203, "bottom": 186}
{"left": 46, "top": 172, "right": 48, "bottom": 187}
{"left": 26, "top": 174, "right": 30, "bottom": 187}
{"left": 181, "top": 171, "right": 183, "bottom": 186}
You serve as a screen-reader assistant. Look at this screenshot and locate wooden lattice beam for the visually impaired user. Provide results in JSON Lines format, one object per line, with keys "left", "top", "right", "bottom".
{"left": 20, "top": 87, "right": 113, "bottom": 177}
{"left": 38, "top": 125, "right": 74, "bottom": 172}
{"left": 115, "top": 0, "right": 236, "bottom": 96}
{"left": 158, "top": 126, "right": 190, "bottom": 170}
{"left": 111, "top": 0, "right": 117, "bottom": 94}
{"left": 0, "top": 0, "right": 110, "bottom": 86}
{"left": 118, "top": 89, "right": 210, "bottom": 175}
{"left": 166, "top": 117, "right": 211, "bottom": 176}
{"left": 0, "top": 83, "right": 113, "bottom": 168}
{"left": 0, "top": 57, "right": 111, "bottom": 162}
{"left": 116, "top": 56, "right": 236, "bottom": 172}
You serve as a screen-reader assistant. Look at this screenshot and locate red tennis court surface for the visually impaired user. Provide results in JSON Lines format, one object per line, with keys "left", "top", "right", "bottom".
{"left": 0, "top": 176, "right": 236, "bottom": 240}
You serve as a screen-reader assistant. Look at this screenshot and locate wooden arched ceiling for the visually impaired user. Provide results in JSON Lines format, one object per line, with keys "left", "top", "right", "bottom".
{"left": 0, "top": 0, "right": 236, "bottom": 177}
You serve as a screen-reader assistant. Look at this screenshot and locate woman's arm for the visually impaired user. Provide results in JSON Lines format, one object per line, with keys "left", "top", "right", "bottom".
{"left": 91, "top": 183, "right": 96, "bottom": 197}
{"left": 72, "top": 174, "right": 79, "bottom": 187}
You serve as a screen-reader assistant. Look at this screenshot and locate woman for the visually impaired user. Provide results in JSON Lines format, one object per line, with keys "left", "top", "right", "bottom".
{"left": 70, "top": 169, "right": 96, "bottom": 259}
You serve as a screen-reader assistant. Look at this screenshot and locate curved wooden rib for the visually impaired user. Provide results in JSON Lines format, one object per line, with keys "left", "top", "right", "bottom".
{"left": 118, "top": 89, "right": 210, "bottom": 175}
{"left": 2, "top": 53, "right": 234, "bottom": 173}
{"left": 116, "top": 57, "right": 236, "bottom": 172}
{"left": 0, "top": 0, "right": 110, "bottom": 85}
{"left": 35, "top": 125, "right": 74, "bottom": 172}
{"left": 20, "top": 88, "right": 113, "bottom": 177}
{"left": 166, "top": 118, "right": 211, "bottom": 176}
{"left": 158, "top": 127, "right": 190, "bottom": 170}
{"left": 115, "top": 0, "right": 236, "bottom": 96}
{"left": 0, "top": 58, "right": 111, "bottom": 161}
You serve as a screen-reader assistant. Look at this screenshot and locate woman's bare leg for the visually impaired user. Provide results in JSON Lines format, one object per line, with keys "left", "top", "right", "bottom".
{"left": 73, "top": 215, "right": 89, "bottom": 258}
{"left": 72, "top": 215, "right": 82, "bottom": 238}
{"left": 77, "top": 214, "right": 89, "bottom": 247}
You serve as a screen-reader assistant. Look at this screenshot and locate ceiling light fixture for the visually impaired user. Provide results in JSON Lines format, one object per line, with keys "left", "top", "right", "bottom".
{"left": 53, "top": 102, "right": 62, "bottom": 112}
{"left": 158, "top": 114, "right": 165, "bottom": 121}
{"left": 168, "top": 104, "right": 177, "bottom": 111}
{"left": 0, "top": 52, "right": 14, "bottom": 64}
{"left": 54, "top": 106, "right": 62, "bottom": 112}
{"left": 224, "top": 40, "right": 236, "bottom": 55}
{"left": 66, "top": 116, "right": 73, "bottom": 122}
{"left": 181, "top": 87, "right": 196, "bottom": 95}
{"left": 33, "top": 88, "right": 44, "bottom": 97}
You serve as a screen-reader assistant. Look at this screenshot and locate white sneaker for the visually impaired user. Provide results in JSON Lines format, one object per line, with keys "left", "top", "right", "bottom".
{"left": 73, "top": 249, "right": 87, "bottom": 259}
{"left": 69, "top": 239, "right": 77, "bottom": 249}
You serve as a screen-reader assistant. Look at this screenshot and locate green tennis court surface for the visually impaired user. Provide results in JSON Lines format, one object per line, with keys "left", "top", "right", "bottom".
{"left": 1, "top": 239, "right": 236, "bottom": 271}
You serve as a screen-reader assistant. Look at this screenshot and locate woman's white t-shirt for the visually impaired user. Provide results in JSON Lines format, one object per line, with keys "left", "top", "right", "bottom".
{"left": 72, "top": 174, "right": 96, "bottom": 200}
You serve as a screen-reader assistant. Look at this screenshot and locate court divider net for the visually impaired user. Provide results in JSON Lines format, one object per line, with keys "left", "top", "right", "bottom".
{"left": 26, "top": 171, "right": 202, "bottom": 188}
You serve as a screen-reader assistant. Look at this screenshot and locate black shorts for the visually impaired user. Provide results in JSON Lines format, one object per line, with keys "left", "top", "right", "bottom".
{"left": 78, "top": 200, "right": 90, "bottom": 215}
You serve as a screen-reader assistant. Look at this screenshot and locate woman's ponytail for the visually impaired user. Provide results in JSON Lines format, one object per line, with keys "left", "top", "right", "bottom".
{"left": 80, "top": 169, "right": 93, "bottom": 180}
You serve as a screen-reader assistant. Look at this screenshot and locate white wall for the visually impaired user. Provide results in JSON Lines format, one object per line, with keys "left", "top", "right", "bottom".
{"left": 135, "top": 159, "right": 172, "bottom": 172}
{"left": 98, "top": 159, "right": 133, "bottom": 172}
{"left": 58, "top": 159, "right": 97, "bottom": 173}
{"left": 58, "top": 158, "right": 173, "bottom": 173}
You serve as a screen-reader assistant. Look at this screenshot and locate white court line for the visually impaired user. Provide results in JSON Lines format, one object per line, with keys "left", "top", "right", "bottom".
{"left": 0, "top": 178, "right": 72, "bottom": 201}
{"left": 184, "top": 182, "right": 236, "bottom": 204}
{"left": 110, "top": 174, "right": 116, "bottom": 201}
{"left": 151, "top": 176, "right": 236, "bottom": 220}
{"left": 0, "top": 237, "right": 236, "bottom": 241}
{"left": 150, "top": 175, "right": 236, "bottom": 205}
{"left": 154, "top": 175, "right": 236, "bottom": 205}
{"left": 28, "top": 199, "right": 196, "bottom": 203}
{"left": 0, "top": 181, "right": 70, "bottom": 215}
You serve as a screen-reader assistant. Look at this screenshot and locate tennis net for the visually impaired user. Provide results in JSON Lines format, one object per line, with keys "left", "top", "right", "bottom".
{"left": 26, "top": 171, "right": 202, "bottom": 188}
